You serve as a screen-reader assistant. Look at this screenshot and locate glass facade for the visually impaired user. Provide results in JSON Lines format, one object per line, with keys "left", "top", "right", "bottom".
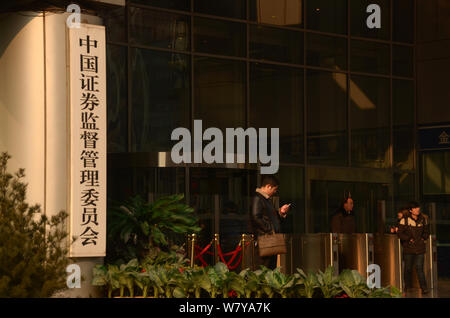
{"left": 103, "top": 0, "right": 415, "bottom": 238}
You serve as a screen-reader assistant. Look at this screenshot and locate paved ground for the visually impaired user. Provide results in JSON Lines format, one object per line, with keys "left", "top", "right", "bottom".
{"left": 404, "top": 279, "right": 450, "bottom": 298}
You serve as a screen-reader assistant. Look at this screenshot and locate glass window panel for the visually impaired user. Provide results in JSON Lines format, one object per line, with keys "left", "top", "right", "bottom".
{"left": 393, "top": 172, "right": 415, "bottom": 216}
{"left": 350, "top": 75, "right": 390, "bottom": 168}
{"left": 307, "top": 70, "right": 347, "bottom": 165}
{"left": 190, "top": 168, "right": 256, "bottom": 257}
{"left": 250, "top": 25, "right": 304, "bottom": 64}
{"left": 250, "top": 64, "right": 304, "bottom": 163}
{"left": 277, "top": 166, "right": 305, "bottom": 233}
{"left": 107, "top": 45, "right": 128, "bottom": 153}
{"left": 393, "top": 80, "right": 414, "bottom": 170}
{"left": 129, "top": 7, "right": 190, "bottom": 50}
{"left": 422, "top": 152, "right": 445, "bottom": 195}
{"left": 306, "top": 0, "right": 347, "bottom": 34}
{"left": 194, "top": 18, "right": 246, "bottom": 57}
{"left": 131, "top": 49, "right": 190, "bottom": 152}
{"left": 101, "top": 6, "right": 127, "bottom": 43}
{"left": 130, "top": 0, "right": 190, "bottom": 11}
{"left": 249, "top": 0, "right": 304, "bottom": 27}
{"left": 194, "top": 0, "right": 246, "bottom": 19}
{"left": 350, "top": 0, "right": 390, "bottom": 40}
{"left": 393, "top": 45, "right": 413, "bottom": 78}
{"left": 351, "top": 39, "right": 390, "bottom": 75}
{"left": 194, "top": 57, "right": 246, "bottom": 130}
{"left": 306, "top": 33, "right": 347, "bottom": 70}
{"left": 393, "top": 0, "right": 414, "bottom": 43}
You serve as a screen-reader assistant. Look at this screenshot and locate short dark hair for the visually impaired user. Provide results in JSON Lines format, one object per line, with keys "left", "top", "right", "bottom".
{"left": 261, "top": 175, "right": 279, "bottom": 187}
{"left": 407, "top": 201, "right": 420, "bottom": 211}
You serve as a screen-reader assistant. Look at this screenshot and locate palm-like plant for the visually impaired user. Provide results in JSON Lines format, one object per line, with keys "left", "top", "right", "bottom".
{"left": 107, "top": 194, "right": 201, "bottom": 261}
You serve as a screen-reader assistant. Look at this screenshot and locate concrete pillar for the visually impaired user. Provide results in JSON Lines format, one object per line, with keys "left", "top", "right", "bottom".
{"left": 0, "top": 10, "right": 106, "bottom": 298}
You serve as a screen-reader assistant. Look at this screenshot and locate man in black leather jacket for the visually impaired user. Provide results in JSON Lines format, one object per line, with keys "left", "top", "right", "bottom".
{"left": 250, "top": 176, "right": 291, "bottom": 269}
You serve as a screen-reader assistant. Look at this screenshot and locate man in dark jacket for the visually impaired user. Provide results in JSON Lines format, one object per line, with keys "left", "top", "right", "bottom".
{"left": 331, "top": 196, "right": 356, "bottom": 234}
{"left": 250, "top": 176, "right": 290, "bottom": 269}
{"left": 397, "top": 201, "right": 430, "bottom": 294}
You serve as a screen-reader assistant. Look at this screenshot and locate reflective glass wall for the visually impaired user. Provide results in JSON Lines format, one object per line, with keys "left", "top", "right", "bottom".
{"left": 102, "top": 0, "right": 416, "bottom": 235}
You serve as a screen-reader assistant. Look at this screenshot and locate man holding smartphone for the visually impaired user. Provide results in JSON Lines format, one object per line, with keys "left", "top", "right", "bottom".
{"left": 250, "top": 175, "right": 291, "bottom": 269}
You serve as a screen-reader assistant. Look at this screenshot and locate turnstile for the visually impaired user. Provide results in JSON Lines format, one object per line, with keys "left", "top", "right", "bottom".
{"left": 373, "top": 233, "right": 403, "bottom": 290}
{"left": 336, "top": 233, "right": 374, "bottom": 278}
{"left": 280, "top": 233, "right": 339, "bottom": 275}
{"left": 411, "top": 234, "right": 438, "bottom": 291}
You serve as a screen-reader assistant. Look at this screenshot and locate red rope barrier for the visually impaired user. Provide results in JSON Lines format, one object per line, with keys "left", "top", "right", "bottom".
{"left": 192, "top": 239, "right": 251, "bottom": 269}
{"left": 194, "top": 243, "right": 212, "bottom": 267}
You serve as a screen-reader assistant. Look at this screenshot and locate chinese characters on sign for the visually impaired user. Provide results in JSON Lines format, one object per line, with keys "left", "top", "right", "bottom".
{"left": 69, "top": 25, "right": 106, "bottom": 257}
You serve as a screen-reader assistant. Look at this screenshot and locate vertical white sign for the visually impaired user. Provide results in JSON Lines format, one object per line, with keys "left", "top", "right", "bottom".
{"left": 68, "top": 24, "right": 107, "bottom": 257}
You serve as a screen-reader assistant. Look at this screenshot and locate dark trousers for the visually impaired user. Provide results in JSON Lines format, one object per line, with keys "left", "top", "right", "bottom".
{"left": 404, "top": 253, "right": 427, "bottom": 290}
{"left": 254, "top": 252, "right": 277, "bottom": 270}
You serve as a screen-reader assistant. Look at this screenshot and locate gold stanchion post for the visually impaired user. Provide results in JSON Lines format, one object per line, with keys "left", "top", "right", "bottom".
{"left": 189, "top": 233, "right": 196, "bottom": 268}
{"left": 214, "top": 233, "right": 220, "bottom": 265}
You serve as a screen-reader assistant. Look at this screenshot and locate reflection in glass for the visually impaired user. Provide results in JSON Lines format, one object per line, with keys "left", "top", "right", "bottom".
{"left": 393, "top": 45, "right": 413, "bottom": 78}
{"left": 250, "top": 25, "right": 303, "bottom": 64}
{"left": 393, "top": 0, "right": 414, "bottom": 43}
{"left": 131, "top": 49, "right": 190, "bottom": 152}
{"left": 350, "top": 75, "right": 390, "bottom": 168}
{"left": 307, "top": 70, "right": 347, "bottom": 165}
{"left": 130, "top": 7, "right": 190, "bottom": 50}
{"left": 393, "top": 80, "right": 414, "bottom": 170}
{"left": 393, "top": 172, "right": 414, "bottom": 217}
{"left": 422, "top": 152, "right": 450, "bottom": 195}
{"left": 306, "top": 33, "right": 347, "bottom": 70}
{"left": 107, "top": 167, "right": 185, "bottom": 205}
{"left": 350, "top": 0, "right": 390, "bottom": 40}
{"left": 306, "top": 0, "right": 347, "bottom": 34}
{"left": 250, "top": 64, "right": 303, "bottom": 163}
{"left": 195, "top": 0, "right": 246, "bottom": 19}
{"left": 194, "top": 57, "right": 245, "bottom": 130}
{"left": 351, "top": 40, "right": 390, "bottom": 75}
{"left": 130, "top": 0, "right": 190, "bottom": 11}
{"left": 249, "top": 0, "right": 303, "bottom": 27}
{"left": 107, "top": 45, "right": 127, "bottom": 153}
{"left": 194, "top": 18, "right": 246, "bottom": 57}
{"left": 102, "top": 6, "right": 127, "bottom": 43}
{"left": 277, "top": 166, "right": 304, "bottom": 233}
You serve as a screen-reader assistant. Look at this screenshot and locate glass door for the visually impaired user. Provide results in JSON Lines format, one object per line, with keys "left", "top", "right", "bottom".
{"left": 189, "top": 168, "right": 257, "bottom": 256}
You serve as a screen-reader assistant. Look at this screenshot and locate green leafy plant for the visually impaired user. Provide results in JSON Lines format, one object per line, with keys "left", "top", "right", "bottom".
{"left": 315, "top": 267, "right": 342, "bottom": 298}
{"left": 294, "top": 269, "right": 319, "bottom": 298}
{"left": 117, "top": 259, "right": 139, "bottom": 297}
{"left": 338, "top": 269, "right": 370, "bottom": 298}
{"left": 263, "top": 268, "right": 295, "bottom": 298}
{"left": 0, "top": 152, "right": 71, "bottom": 297}
{"left": 239, "top": 269, "right": 260, "bottom": 298}
{"left": 107, "top": 194, "right": 201, "bottom": 262}
{"left": 92, "top": 264, "right": 120, "bottom": 298}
